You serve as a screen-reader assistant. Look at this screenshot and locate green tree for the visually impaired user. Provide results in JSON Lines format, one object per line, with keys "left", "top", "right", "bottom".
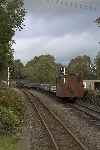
{"left": 14, "top": 59, "right": 25, "bottom": 80}
{"left": 68, "top": 55, "right": 95, "bottom": 79}
{"left": 25, "top": 55, "right": 56, "bottom": 84}
{"left": 0, "top": 0, "right": 25, "bottom": 80}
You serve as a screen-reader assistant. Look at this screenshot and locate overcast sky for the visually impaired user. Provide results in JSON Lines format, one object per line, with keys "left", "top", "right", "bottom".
{"left": 13, "top": 0, "right": 100, "bottom": 64}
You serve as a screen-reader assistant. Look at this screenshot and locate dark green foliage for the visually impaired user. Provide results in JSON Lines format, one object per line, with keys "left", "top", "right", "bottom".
{"left": 0, "top": 106, "right": 20, "bottom": 134}
{"left": 0, "top": 135, "right": 19, "bottom": 150}
{"left": 14, "top": 59, "right": 25, "bottom": 80}
{"left": 68, "top": 55, "right": 96, "bottom": 79}
{"left": 0, "top": 0, "right": 25, "bottom": 79}
{"left": 0, "top": 88, "right": 25, "bottom": 119}
{"left": 0, "top": 88, "right": 25, "bottom": 134}
{"left": 0, "top": 0, "right": 25, "bottom": 43}
{"left": 25, "top": 55, "right": 56, "bottom": 84}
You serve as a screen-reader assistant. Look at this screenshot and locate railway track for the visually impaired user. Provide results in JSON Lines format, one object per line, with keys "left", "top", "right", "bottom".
{"left": 34, "top": 89, "right": 100, "bottom": 121}
{"left": 72, "top": 103, "right": 100, "bottom": 126}
{"left": 23, "top": 89, "right": 88, "bottom": 150}
{"left": 35, "top": 89, "right": 100, "bottom": 121}
{"left": 23, "top": 90, "right": 58, "bottom": 150}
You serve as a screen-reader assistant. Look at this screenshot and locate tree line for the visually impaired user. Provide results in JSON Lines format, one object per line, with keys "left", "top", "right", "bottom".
{"left": 14, "top": 51, "right": 100, "bottom": 84}
{"left": 14, "top": 55, "right": 56, "bottom": 84}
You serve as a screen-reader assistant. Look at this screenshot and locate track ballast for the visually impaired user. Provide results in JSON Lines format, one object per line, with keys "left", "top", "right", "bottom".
{"left": 23, "top": 89, "right": 88, "bottom": 150}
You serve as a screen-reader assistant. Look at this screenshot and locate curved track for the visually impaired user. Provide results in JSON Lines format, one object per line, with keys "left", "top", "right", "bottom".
{"left": 23, "top": 89, "right": 88, "bottom": 150}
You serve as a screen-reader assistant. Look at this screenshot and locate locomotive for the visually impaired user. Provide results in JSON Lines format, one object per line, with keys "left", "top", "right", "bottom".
{"left": 56, "top": 67, "right": 85, "bottom": 99}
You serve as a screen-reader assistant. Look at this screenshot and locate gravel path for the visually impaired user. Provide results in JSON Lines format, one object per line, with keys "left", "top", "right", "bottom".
{"left": 30, "top": 90, "right": 100, "bottom": 150}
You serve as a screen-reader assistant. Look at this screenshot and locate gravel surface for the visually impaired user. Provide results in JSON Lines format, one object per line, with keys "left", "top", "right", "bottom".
{"left": 76, "top": 99, "right": 100, "bottom": 113}
{"left": 20, "top": 92, "right": 57, "bottom": 150}
{"left": 33, "top": 97, "right": 85, "bottom": 150}
{"left": 30, "top": 90, "right": 100, "bottom": 150}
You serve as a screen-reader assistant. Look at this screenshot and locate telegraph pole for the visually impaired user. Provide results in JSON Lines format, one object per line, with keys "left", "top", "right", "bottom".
{"left": 7, "top": 53, "right": 10, "bottom": 87}
{"left": 7, "top": 66, "right": 10, "bottom": 87}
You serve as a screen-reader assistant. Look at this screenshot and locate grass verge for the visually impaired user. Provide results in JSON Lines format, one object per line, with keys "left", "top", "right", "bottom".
{"left": 0, "top": 87, "right": 25, "bottom": 150}
{"left": 0, "top": 135, "right": 19, "bottom": 150}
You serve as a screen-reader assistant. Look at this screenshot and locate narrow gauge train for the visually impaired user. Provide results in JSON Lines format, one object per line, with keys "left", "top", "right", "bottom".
{"left": 19, "top": 67, "right": 85, "bottom": 102}
{"left": 56, "top": 67, "right": 84, "bottom": 100}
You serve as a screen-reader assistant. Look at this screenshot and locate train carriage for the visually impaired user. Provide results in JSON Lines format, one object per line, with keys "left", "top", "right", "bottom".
{"left": 83, "top": 80, "right": 100, "bottom": 92}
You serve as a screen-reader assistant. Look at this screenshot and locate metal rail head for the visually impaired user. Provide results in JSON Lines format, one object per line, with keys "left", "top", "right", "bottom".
{"left": 74, "top": 103, "right": 100, "bottom": 120}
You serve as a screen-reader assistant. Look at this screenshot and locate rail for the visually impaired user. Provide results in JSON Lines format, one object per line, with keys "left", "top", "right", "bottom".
{"left": 23, "top": 89, "right": 88, "bottom": 150}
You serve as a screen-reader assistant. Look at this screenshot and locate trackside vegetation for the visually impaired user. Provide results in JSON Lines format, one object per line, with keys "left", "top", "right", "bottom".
{"left": 0, "top": 88, "right": 25, "bottom": 150}
{"left": 0, "top": 136, "right": 19, "bottom": 150}
{"left": 14, "top": 52, "right": 100, "bottom": 83}
{"left": 0, "top": 0, "right": 25, "bottom": 81}
{"left": 0, "top": 0, "right": 25, "bottom": 149}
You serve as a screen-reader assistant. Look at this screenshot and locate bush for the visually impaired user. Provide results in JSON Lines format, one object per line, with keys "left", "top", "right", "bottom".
{"left": 0, "top": 135, "right": 19, "bottom": 150}
{"left": 0, "top": 88, "right": 25, "bottom": 135}
{"left": 0, "top": 88, "right": 25, "bottom": 119}
{"left": 0, "top": 106, "right": 20, "bottom": 134}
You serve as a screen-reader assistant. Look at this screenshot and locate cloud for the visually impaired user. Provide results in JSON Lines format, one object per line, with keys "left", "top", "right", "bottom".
{"left": 13, "top": 0, "right": 100, "bottom": 64}
{"left": 15, "top": 10, "right": 100, "bottom": 38}
{"left": 14, "top": 31, "right": 99, "bottom": 64}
